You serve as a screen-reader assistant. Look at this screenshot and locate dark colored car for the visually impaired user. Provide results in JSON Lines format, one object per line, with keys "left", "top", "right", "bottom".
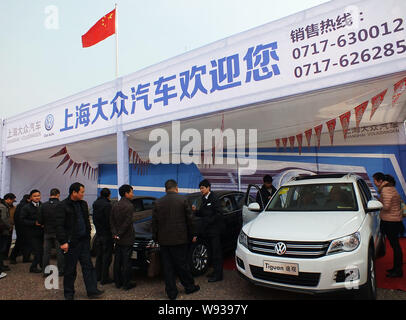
{"left": 131, "top": 190, "right": 252, "bottom": 275}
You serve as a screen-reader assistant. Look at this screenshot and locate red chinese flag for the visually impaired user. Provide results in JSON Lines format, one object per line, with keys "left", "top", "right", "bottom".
{"left": 82, "top": 9, "right": 116, "bottom": 48}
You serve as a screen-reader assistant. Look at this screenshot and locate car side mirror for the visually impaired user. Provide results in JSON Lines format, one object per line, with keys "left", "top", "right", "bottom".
{"left": 366, "top": 200, "right": 383, "bottom": 212}
{"left": 248, "top": 202, "right": 261, "bottom": 212}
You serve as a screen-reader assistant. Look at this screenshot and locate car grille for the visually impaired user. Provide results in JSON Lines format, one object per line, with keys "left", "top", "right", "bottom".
{"left": 250, "top": 265, "right": 320, "bottom": 287}
{"left": 247, "top": 237, "right": 330, "bottom": 259}
{"left": 133, "top": 239, "right": 151, "bottom": 250}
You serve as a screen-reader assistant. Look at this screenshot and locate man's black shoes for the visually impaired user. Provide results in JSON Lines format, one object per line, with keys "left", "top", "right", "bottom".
{"left": 100, "top": 278, "right": 114, "bottom": 285}
{"left": 208, "top": 276, "right": 223, "bottom": 283}
{"left": 87, "top": 289, "right": 104, "bottom": 299}
{"left": 123, "top": 283, "right": 136, "bottom": 291}
{"left": 386, "top": 270, "right": 403, "bottom": 278}
{"left": 29, "top": 267, "right": 42, "bottom": 274}
{"left": 185, "top": 285, "right": 200, "bottom": 294}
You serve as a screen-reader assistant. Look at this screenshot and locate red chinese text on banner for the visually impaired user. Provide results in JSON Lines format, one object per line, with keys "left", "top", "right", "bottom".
{"left": 296, "top": 133, "right": 303, "bottom": 155}
{"left": 305, "top": 129, "right": 312, "bottom": 150}
{"left": 326, "top": 119, "right": 336, "bottom": 145}
{"left": 370, "top": 89, "right": 388, "bottom": 120}
{"left": 354, "top": 101, "right": 368, "bottom": 132}
{"left": 314, "top": 125, "right": 323, "bottom": 149}
{"left": 392, "top": 77, "right": 406, "bottom": 107}
{"left": 289, "top": 136, "right": 295, "bottom": 151}
{"left": 339, "top": 111, "right": 351, "bottom": 139}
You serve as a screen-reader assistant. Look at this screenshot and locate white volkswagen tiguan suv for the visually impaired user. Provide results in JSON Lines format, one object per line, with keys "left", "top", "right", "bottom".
{"left": 236, "top": 174, "right": 385, "bottom": 299}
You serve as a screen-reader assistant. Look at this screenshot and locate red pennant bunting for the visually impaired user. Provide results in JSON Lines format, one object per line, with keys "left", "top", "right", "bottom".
{"left": 314, "top": 125, "right": 323, "bottom": 149}
{"left": 392, "top": 77, "right": 406, "bottom": 107}
{"left": 296, "top": 133, "right": 303, "bottom": 155}
{"left": 289, "top": 136, "right": 295, "bottom": 151}
{"left": 354, "top": 101, "right": 368, "bottom": 132}
{"left": 128, "top": 148, "right": 133, "bottom": 163}
{"left": 76, "top": 163, "right": 82, "bottom": 177}
{"left": 63, "top": 160, "right": 74, "bottom": 175}
{"left": 70, "top": 163, "right": 78, "bottom": 177}
{"left": 50, "top": 146, "right": 67, "bottom": 159}
{"left": 305, "top": 129, "right": 312, "bottom": 150}
{"left": 339, "top": 111, "right": 351, "bottom": 139}
{"left": 282, "top": 138, "right": 288, "bottom": 151}
{"left": 275, "top": 139, "right": 280, "bottom": 151}
{"left": 370, "top": 89, "right": 387, "bottom": 120}
{"left": 56, "top": 154, "right": 70, "bottom": 169}
{"left": 326, "top": 119, "right": 336, "bottom": 145}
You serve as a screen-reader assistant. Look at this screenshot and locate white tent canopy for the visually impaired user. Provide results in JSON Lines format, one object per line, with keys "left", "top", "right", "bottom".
{"left": 1, "top": 0, "right": 406, "bottom": 202}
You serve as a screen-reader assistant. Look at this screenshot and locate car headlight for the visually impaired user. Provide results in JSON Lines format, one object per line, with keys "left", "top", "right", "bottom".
{"left": 327, "top": 232, "right": 360, "bottom": 255}
{"left": 239, "top": 230, "right": 248, "bottom": 249}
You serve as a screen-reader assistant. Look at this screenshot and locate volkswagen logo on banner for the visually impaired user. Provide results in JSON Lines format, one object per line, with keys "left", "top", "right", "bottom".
{"left": 275, "top": 242, "right": 287, "bottom": 255}
{"left": 44, "top": 114, "right": 54, "bottom": 131}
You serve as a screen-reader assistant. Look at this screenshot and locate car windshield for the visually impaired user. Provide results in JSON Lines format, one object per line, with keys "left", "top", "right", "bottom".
{"left": 265, "top": 183, "right": 358, "bottom": 212}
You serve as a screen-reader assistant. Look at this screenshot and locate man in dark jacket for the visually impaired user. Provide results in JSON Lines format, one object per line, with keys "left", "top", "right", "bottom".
{"left": 0, "top": 198, "right": 12, "bottom": 273}
{"left": 92, "top": 188, "right": 113, "bottom": 284}
{"left": 110, "top": 184, "right": 136, "bottom": 290}
{"left": 9, "top": 194, "right": 32, "bottom": 264}
{"left": 20, "top": 189, "right": 43, "bottom": 273}
{"left": 153, "top": 179, "right": 199, "bottom": 300}
{"left": 55, "top": 182, "right": 103, "bottom": 300}
{"left": 3, "top": 193, "right": 16, "bottom": 262}
{"left": 38, "top": 188, "right": 64, "bottom": 277}
{"left": 256, "top": 175, "right": 277, "bottom": 209}
{"left": 192, "top": 179, "right": 224, "bottom": 282}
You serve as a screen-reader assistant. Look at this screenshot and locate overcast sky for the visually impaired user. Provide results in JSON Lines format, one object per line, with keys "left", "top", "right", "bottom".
{"left": 0, "top": 0, "right": 330, "bottom": 119}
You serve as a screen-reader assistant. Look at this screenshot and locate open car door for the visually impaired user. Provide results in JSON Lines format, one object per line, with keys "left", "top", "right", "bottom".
{"left": 242, "top": 184, "right": 263, "bottom": 225}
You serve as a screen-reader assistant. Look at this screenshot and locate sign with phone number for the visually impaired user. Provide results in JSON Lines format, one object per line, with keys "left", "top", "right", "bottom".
{"left": 289, "top": 1, "right": 406, "bottom": 80}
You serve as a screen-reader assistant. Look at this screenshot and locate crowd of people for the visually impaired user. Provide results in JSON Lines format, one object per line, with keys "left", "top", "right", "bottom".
{"left": 0, "top": 172, "right": 403, "bottom": 300}
{"left": 0, "top": 178, "right": 224, "bottom": 300}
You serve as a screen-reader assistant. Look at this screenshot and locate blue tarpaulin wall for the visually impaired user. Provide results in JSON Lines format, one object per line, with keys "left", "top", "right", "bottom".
{"left": 98, "top": 163, "right": 203, "bottom": 199}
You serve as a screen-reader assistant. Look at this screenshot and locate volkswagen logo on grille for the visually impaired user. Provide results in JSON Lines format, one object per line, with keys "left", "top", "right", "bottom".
{"left": 275, "top": 242, "right": 287, "bottom": 255}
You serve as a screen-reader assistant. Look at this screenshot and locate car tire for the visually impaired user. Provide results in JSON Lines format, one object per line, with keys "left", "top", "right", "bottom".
{"left": 189, "top": 240, "right": 210, "bottom": 276}
{"left": 356, "top": 246, "right": 377, "bottom": 300}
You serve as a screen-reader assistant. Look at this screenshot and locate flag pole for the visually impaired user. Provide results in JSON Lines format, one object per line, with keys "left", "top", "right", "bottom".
{"left": 115, "top": 3, "right": 119, "bottom": 78}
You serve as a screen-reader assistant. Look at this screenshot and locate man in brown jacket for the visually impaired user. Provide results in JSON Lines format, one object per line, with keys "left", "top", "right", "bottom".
{"left": 152, "top": 179, "right": 199, "bottom": 300}
{"left": 110, "top": 184, "right": 136, "bottom": 290}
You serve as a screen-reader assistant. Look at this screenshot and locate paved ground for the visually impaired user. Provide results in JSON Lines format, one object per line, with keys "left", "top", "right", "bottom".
{"left": 0, "top": 256, "right": 405, "bottom": 300}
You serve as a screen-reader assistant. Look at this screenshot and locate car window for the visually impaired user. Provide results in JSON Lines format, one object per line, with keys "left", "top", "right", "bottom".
{"left": 188, "top": 195, "right": 202, "bottom": 210}
{"left": 357, "top": 179, "right": 372, "bottom": 208}
{"left": 142, "top": 198, "right": 155, "bottom": 210}
{"left": 266, "top": 183, "right": 358, "bottom": 211}
{"left": 219, "top": 195, "right": 236, "bottom": 214}
{"left": 234, "top": 193, "right": 245, "bottom": 209}
{"left": 133, "top": 199, "right": 143, "bottom": 212}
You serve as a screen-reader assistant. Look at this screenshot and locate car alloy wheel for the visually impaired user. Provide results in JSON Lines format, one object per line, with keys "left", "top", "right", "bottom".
{"left": 190, "top": 242, "right": 209, "bottom": 276}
